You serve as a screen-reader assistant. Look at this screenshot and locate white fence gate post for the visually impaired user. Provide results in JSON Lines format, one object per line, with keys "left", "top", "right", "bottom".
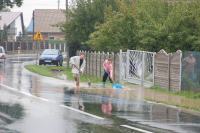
{"left": 126, "top": 50, "right": 130, "bottom": 82}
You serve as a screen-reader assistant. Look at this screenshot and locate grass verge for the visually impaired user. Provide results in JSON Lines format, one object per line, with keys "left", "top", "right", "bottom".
{"left": 25, "top": 65, "right": 101, "bottom": 83}
{"left": 150, "top": 85, "right": 200, "bottom": 100}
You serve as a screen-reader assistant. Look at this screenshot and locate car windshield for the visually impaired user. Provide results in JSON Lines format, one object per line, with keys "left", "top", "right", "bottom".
{"left": 42, "top": 49, "right": 58, "bottom": 55}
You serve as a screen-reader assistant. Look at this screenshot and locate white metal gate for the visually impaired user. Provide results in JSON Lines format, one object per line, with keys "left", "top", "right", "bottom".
{"left": 120, "top": 50, "right": 155, "bottom": 87}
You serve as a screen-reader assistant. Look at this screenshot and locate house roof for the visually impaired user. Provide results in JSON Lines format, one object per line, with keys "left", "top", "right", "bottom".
{"left": 34, "top": 9, "right": 66, "bottom": 33}
{"left": 0, "top": 12, "right": 22, "bottom": 30}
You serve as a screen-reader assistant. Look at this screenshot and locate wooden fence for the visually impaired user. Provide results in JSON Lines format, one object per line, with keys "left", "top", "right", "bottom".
{"left": 78, "top": 49, "right": 182, "bottom": 92}
{"left": 77, "top": 50, "right": 120, "bottom": 81}
{"left": 154, "top": 49, "right": 182, "bottom": 91}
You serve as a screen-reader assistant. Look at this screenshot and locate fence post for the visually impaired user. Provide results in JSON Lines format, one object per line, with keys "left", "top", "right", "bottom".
{"left": 106, "top": 52, "right": 108, "bottom": 59}
{"left": 59, "top": 43, "right": 61, "bottom": 51}
{"left": 119, "top": 49, "right": 122, "bottom": 82}
{"left": 152, "top": 52, "right": 155, "bottom": 85}
{"left": 179, "top": 51, "right": 182, "bottom": 91}
{"left": 92, "top": 51, "right": 94, "bottom": 76}
{"left": 94, "top": 51, "right": 97, "bottom": 77}
{"left": 111, "top": 52, "right": 115, "bottom": 80}
{"left": 98, "top": 51, "right": 101, "bottom": 78}
{"left": 141, "top": 51, "right": 145, "bottom": 86}
{"left": 90, "top": 51, "right": 93, "bottom": 76}
{"left": 168, "top": 53, "right": 171, "bottom": 91}
{"left": 126, "top": 50, "right": 129, "bottom": 82}
{"left": 91, "top": 51, "right": 93, "bottom": 76}
{"left": 64, "top": 43, "right": 66, "bottom": 53}
{"left": 101, "top": 51, "right": 105, "bottom": 77}
{"left": 83, "top": 50, "right": 86, "bottom": 74}
{"left": 88, "top": 51, "right": 90, "bottom": 76}
{"left": 85, "top": 51, "right": 89, "bottom": 74}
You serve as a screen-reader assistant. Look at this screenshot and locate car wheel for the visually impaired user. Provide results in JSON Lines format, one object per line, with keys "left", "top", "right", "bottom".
{"left": 39, "top": 61, "right": 42, "bottom": 65}
{"left": 60, "top": 60, "right": 63, "bottom": 66}
{"left": 56, "top": 61, "right": 59, "bottom": 66}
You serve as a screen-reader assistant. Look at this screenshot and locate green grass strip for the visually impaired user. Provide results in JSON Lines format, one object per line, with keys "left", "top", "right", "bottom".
{"left": 151, "top": 85, "right": 200, "bottom": 100}
{"left": 25, "top": 65, "right": 53, "bottom": 77}
{"left": 25, "top": 65, "right": 101, "bottom": 83}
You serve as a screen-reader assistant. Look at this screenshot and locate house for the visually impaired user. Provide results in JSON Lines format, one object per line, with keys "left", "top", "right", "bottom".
{"left": 32, "top": 9, "right": 66, "bottom": 41}
{"left": 0, "top": 12, "right": 25, "bottom": 42}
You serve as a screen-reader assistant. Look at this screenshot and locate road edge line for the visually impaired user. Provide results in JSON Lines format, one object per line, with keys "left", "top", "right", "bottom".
{"left": 120, "top": 125, "right": 154, "bottom": 133}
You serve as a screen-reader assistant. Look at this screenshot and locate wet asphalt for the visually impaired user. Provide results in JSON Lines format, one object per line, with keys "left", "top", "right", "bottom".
{"left": 0, "top": 54, "right": 199, "bottom": 133}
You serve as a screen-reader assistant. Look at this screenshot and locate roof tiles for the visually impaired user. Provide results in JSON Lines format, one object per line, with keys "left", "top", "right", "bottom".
{"left": 34, "top": 9, "right": 66, "bottom": 33}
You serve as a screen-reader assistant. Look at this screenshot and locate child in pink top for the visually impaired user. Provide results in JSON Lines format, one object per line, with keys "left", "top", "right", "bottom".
{"left": 102, "top": 58, "right": 113, "bottom": 87}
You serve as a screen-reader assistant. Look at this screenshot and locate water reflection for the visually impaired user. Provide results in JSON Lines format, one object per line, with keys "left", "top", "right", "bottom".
{"left": 0, "top": 102, "right": 24, "bottom": 133}
{"left": 101, "top": 89, "right": 113, "bottom": 116}
{"left": 101, "top": 96, "right": 112, "bottom": 115}
{"left": 64, "top": 87, "right": 85, "bottom": 111}
{"left": 64, "top": 87, "right": 200, "bottom": 133}
{"left": 0, "top": 103, "right": 24, "bottom": 120}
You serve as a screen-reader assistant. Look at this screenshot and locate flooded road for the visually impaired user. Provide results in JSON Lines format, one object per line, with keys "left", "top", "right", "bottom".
{"left": 0, "top": 55, "right": 199, "bottom": 133}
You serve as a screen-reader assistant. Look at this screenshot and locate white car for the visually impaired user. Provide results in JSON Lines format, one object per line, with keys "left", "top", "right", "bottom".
{"left": 0, "top": 46, "right": 6, "bottom": 63}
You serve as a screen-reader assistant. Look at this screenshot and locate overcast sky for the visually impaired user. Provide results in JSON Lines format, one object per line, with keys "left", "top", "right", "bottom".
{"left": 12, "top": 0, "right": 67, "bottom": 27}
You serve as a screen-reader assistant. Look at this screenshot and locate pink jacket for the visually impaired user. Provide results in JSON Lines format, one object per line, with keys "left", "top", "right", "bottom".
{"left": 103, "top": 59, "right": 113, "bottom": 78}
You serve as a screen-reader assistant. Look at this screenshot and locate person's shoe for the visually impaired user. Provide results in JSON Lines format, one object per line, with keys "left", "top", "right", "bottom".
{"left": 88, "top": 81, "right": 91, "bottom": 87}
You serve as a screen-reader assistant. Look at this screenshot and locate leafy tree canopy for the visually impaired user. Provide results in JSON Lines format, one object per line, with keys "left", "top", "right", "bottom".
{"left": 63, "top": 0, "right": 200, "bottom": 53}
{"left": 0, "top": 0, "right": 23, "bottom": 10}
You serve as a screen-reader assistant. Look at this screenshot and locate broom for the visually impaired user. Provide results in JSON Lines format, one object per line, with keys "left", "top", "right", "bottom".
{"left": 106, "top": 71, "right": 123, "bottom": 89}
{"left": 73, "top": 64, "right": 91, "bottom": 87}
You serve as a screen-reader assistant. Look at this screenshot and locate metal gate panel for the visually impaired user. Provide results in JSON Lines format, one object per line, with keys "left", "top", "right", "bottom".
{"left": 119, "top": 51, "right": 127, "bottom": 81}
{"left": 120, "top": 50, "right": 155, "bottom": 87}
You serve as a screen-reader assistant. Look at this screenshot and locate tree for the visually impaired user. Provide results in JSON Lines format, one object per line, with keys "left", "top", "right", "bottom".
{"left": 135, "top": 0, "right": 200, "bottom": 52}
{"left": 64, "top": 0, "right": 200, "bottom": 53}
{"left": 62, "top": 0, "right": 117, "bottom": 55}
{"left": 0, "top": 0, "right": 23, "bottom": 10}
{"left": 87, "top": 0, "right": 138, "bottom": 52}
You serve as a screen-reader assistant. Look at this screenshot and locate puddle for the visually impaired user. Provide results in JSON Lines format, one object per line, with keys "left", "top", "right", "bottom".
{"left": 64, "top": 88, "right": 200, "bottom": 133}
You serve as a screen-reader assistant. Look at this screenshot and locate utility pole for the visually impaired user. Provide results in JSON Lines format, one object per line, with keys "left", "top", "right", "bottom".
{"left": 58, "top": 0, "right": 60, "bottom": 9}
{"left": 32, "top": 11, "right": 35, "bottom": 56}
{"left": 66, "top": 0, "right": 68, "bottom": 11}
{"left": 66, "top": 0, "right": 69, "bottom": 67}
